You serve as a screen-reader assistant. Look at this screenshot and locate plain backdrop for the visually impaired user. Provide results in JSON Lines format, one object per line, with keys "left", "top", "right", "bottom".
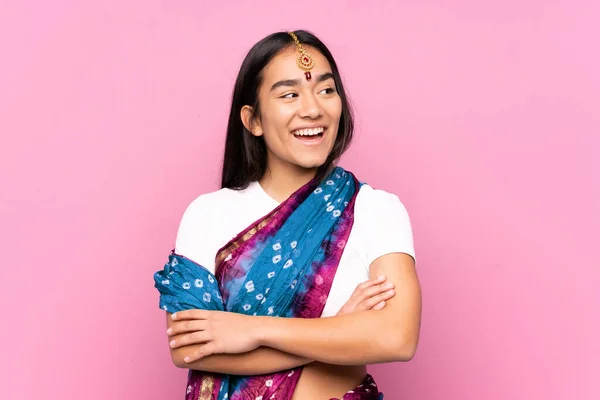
{"left": 1, "top": 1, "right": 599, "bottom": 399}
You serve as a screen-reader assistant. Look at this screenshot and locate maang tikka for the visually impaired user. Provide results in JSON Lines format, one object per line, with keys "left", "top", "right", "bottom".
{"left": 288, "top": 31, "right": 314, "bottom": 81}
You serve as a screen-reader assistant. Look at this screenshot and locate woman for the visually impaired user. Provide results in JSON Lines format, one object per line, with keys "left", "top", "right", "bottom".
{"left": 154, "top": 30, "right": 421, "bottom": 399}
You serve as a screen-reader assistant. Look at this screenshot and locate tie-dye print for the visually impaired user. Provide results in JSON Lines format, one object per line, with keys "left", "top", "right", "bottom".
{"left": 154, "top": 167, "right": 383, "bottom": 399}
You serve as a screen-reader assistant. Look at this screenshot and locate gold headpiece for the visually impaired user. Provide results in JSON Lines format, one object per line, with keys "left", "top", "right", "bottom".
{"left": 288, "top": 31, "right": 314, "bottom": 81}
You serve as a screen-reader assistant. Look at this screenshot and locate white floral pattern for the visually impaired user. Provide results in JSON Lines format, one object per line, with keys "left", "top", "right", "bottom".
{"left": 153, "top": 166, "right": 363, "bottom": 400}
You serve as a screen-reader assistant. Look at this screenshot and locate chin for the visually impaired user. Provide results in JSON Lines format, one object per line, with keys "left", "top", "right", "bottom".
{"left": 295, "top": 157, "right": 328, "bottom": 170}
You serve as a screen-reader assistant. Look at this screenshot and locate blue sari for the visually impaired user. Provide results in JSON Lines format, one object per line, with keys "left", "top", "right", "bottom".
{"left": 154, "top": 167, "right": 383, "bottom": 399}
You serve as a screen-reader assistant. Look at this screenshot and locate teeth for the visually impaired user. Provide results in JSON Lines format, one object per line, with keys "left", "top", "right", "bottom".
{"left": 293, "top": 127, "right": 324, "bottom": 136}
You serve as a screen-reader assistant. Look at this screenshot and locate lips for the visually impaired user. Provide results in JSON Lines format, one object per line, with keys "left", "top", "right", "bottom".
{"left": 292, "top": 126, "right": 325, "bottom": 137}
{"left": 292, "top": 126, "right": 326, "bottom": 145}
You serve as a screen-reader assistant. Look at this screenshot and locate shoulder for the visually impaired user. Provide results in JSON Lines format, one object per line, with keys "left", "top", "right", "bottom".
{"left": 355, "top": 184, "right": 410, "bottom": 216}
{"left": 353, "top": 183, "right": 416, "bottom": 264}
{"left": 180, "top": 187, "right": 240, "bottom": 221}
{"left": 174, "top": 187, "right": 241, "bottom": 254}
{"left": 176, "top": 185, "right": 251, "bottom": 234}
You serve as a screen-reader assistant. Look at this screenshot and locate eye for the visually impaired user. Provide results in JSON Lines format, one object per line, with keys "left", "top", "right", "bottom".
{"left": 281, "top": 92, "right": 298, "bottom": 99}
{"left": 319, "top": 87, "right": 336, "bottom": 95}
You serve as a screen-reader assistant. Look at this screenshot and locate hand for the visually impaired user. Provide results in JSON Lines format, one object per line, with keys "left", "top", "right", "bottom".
{"left": 337, "top": 276, "right": 396, "bottom": 316}
{"left": 168, "top": 310, "right": 262, "bottom": 363}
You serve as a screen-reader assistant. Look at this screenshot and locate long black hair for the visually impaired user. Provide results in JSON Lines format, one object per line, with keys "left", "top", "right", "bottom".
{"left": 220, "top": 30, "right": 354, "bottom": 189}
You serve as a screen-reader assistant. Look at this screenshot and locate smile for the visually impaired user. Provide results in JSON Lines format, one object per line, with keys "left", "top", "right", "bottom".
{"left": 291, "top": 127, "right": 326, "bottom": 145}
{"left": 292, "top": 126, "right": 325, "bottom": 137}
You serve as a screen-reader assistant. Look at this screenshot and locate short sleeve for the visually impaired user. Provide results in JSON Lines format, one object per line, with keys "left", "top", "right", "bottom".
{"left": 174, "top": 197, "right": 204, "bottom": 261}
{"left": 355, "top": 186, "right": 416, "bottom": 267}
{"left": 173, "top": 194, "right": 220, "bottom": 273}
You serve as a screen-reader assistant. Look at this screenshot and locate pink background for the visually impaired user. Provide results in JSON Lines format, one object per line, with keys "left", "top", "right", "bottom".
{"left": 1, "top": 1, "right": 598, "bottom": 399}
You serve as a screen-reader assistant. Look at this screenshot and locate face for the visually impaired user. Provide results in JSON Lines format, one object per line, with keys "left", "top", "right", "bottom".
{"left": 242, "top": 46, "right": 343, "bottom": 174}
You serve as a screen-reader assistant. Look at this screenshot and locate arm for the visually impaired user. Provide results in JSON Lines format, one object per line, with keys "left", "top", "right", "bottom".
{"left": 167, "top": 200, "right": 309, "bottom": 374}
{"left": 167, "top": 313, "right": 311, "bottom": 375}
{"left": 259, "top": 253, "right": 421, "bottom": 365}
{"left": 167, "top": 275, "right": 397, "bottom": 373}
{"left": 175, "top": 253, "right": 421, "bottom": 366}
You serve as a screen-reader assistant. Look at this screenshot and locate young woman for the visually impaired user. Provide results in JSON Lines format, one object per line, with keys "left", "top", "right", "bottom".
{"left": 154, "top": 30, "right": 421, "bottom": 400}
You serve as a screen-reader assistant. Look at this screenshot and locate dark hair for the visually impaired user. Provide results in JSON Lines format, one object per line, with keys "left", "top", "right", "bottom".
{"left": 220, "top": 30, "right": 354, "bottom": 189}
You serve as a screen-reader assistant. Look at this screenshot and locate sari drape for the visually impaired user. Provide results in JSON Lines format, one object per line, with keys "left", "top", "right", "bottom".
{"left": 154, "top": 167, "right": 383, "bottom": 399}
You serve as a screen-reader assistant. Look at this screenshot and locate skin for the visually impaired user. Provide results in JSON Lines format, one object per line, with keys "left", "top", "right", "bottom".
{"left": 164, "top": 45, "right": 422, "bottom": 398}
{"left": 243, "top": 45, "right": 342, "bottom": 202}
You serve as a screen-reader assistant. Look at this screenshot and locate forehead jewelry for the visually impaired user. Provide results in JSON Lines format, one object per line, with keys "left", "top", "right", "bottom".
{"left": 288, "top": 31, "right": 314, "bottom": 81}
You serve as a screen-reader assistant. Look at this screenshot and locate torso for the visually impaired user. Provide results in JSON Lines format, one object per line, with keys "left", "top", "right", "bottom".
{"left": 292, "top": 364, "right": 367, "bottom": 400}
{"left": 176, "top": 181, "right": 382, "bottom": 318}
{"left": 175, "top": 177, "right": 415, "bottom": 396}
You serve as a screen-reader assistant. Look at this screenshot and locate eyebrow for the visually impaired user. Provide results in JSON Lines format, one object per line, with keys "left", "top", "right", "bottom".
{"left": 270, "top": 72, "right": 335, "bottom": 91}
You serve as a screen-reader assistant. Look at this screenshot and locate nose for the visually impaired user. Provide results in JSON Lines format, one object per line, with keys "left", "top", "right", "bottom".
{"left": 298, "top": 93, "right": 323, "bottom": 119}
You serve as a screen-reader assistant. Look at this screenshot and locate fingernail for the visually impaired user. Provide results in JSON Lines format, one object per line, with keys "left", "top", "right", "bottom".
{"left": 184, "top": 357, "right": 190, "bottom": 363}
{"left": 385, "top": 283, "right": 394, "bottom": 289}
{"left": 388, "top": 289, "right": 395, "bottom": 295}
{"left": 170, "top": 340, "right": 176, "bottom": 347}
{"left": 377, "top": 276, "right": 385, "bottom": 280}
{"left": 166, "top": 328, "right": 172, "bottom": 335}
{"left": 172, "top": 313, "right": 177, "bottom": 320}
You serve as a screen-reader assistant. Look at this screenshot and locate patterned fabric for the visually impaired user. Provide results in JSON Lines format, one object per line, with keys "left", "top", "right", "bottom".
{"left": 334, "top": 374, "right": 383, "bottom": 399}
{"left": 154, "top": 167, "right": 383, "bottom": 399}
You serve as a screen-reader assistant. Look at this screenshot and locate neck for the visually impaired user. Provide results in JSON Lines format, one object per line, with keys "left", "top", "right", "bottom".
{"left": 259, "top": 160, "right": 319, "bottom": 203}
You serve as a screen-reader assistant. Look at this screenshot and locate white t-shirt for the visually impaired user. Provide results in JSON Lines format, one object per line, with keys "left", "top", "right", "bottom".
{"left": 175, "top": 180, "right": 416, "bottom": 317}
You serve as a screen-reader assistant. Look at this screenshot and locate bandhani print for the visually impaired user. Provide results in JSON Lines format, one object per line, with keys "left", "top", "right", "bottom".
{"left": 154, "top": 167, "right": 384, "bottom": 399}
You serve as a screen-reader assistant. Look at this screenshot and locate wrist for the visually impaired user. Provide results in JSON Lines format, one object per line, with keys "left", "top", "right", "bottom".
{"left": 254, "top": 316, "right": 276, "bottom": 347}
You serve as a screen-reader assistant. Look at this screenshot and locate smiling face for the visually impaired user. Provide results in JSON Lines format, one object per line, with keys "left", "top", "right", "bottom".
{"left": 241, "top": 45, "right": 343, "bottom": 176}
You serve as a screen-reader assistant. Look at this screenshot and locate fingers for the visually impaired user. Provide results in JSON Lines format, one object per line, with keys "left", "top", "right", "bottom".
{"left": 360, "top": 281, "right": 395, "bottom": 300}
{"left": 361, "top": 288, "right": 396, "bottom": 310}
{"left": 352, "top": 280, "right": 395, "bottom": 311}
{"left": 169, "top": 330, "right": 212, "bottom": 349}
{"left": 339, "top": 277, "right": 395, "bottom": 315}
{"left": 166, "top": 310, "right": 215, "bottom": 350}
{"left": 354, "top": 275, "right": 386, "bottom": 292}
{"left": 171, "top": 309, "right": 210, "bottom": 321}
{"left": 184, "top": 343, "right": 217, "bottom": 363}
{"left": 168, "top": 320, "right": 207, "bottom": 336}
{"left": 372, "top": 301, "right": 386, "bottom": 310}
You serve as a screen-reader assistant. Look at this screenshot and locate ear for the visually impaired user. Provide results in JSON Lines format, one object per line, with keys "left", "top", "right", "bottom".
{"left": 241, "top": 105, "right": 263, "bottom": 137}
